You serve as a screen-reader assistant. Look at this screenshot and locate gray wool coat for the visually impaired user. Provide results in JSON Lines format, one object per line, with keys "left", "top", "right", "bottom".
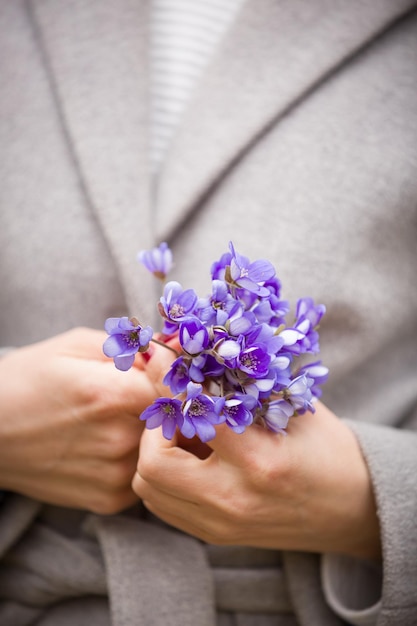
{"left": 0, "top": 1, "right": 417, "bottom": 625}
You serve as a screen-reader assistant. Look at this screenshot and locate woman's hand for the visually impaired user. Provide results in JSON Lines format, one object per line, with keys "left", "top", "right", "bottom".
{"left": 133, "top": 402, "right": 381, "bottom": 559}
{"left": 0, "top": 328, "right": 160, "bottom": 514}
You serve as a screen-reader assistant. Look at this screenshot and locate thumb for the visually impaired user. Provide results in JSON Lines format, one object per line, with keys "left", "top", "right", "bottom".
{"left": 144, "top": 336, "right": 181, "bottom": 397}
{"left": 134, "top": 426, "right": 200, "bottom": 493}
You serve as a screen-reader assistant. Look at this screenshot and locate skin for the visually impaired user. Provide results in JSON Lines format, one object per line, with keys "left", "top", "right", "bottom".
{"left": 134, "top": 343, "right": 382, "bottom": 560}
{"left": 0, "top": 327, "right": 161, "bottom": 514}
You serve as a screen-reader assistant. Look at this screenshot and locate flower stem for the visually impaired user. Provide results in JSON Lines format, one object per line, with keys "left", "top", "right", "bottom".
{"left": 150, "top": 338, "right": 180, "bottom": 356}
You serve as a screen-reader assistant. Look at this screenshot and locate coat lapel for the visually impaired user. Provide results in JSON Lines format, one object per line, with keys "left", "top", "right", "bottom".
{"left": 29, "top": 0, "right": 417, "bottom": 308}
{"left": 29, "top": 0, "right": 157, "bottom": 321}
{"left": 154, "top": 0, "right": 417, "bottom": 242}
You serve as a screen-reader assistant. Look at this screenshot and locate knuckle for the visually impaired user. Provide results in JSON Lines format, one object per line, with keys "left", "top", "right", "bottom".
{"left": 223, "top": 495, "right": 252, "bottom": 528}
{"left": 203, "top": 518, "right": 236, "bottom": 545}
{"left": 136, "top": 454, "right": 157, "bottom": 482}
{"left": 106, "top": 458, "right": 136, "bottom": 490}
{"left": 245, "top": 450, "right": 288, "bottom": 491}
{"left": 74, "top": 375, "right": 108, "bottom": 409}
{"left": 85, "top": 478, "right": 138, "bottom": 515}
{"left": 100, "top": 427, "right": 139, "bottom": 463}
{"left": 89, "top": 493, "right": 132, "bottom": 516}
{"left": 205, "top": 491, "right": 250, "bottom": 533}
{"left": 74, "top": 373, "right": 127, "bottom": 414}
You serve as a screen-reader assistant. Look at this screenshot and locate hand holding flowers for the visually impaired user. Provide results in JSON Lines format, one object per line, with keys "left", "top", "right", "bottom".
{"left": 104, "top": 241, "right": 380, "bottom": 559}
{"left": 133, "top": 401, "right": 381, "bottom": 559}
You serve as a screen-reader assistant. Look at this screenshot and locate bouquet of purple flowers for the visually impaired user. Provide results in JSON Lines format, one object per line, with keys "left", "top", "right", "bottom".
{"left": 103, "top": 242, "right": 328, "bottom": 442}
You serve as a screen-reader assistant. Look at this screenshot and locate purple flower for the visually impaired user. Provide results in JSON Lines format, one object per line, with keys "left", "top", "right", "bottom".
{"left": 179, "top": 319, "right": 209, "bottom": 356}
{"left": 279, "top": 328, "right": 306, "bottom": 352}
{"left": 263, "top": 276, "right": 282, "bottom": 298}
{"left": 138, "top": 242, "right": 173, "bottom": 279}
{"left": 296, "top": 361, "right": 329, "bottom": 399}
{"left": 158, "top": 281, "right": 198, "bottom": 333}
{"left": 227, "top": 242, "right": 275, "bottom": 296}
{"left": 296, "top": 297, "right": 326, "bottom": 329}
{"left": 253, "top": 295, "right": 290, "bottom": 327}
{"left": 238, "top": 345, "right": 271, "bottom": 378}
{"left": 282, "top": 298, "right": 326, "bottom": 355}
{"left": 244, "top": 323, "right": 282, "bottom": 356}
{"left": 226, "top": 303, "right": 255, "bottom": 336}
{"left": 216, "top": 393, "right": 256, "bottom": 434}
{"left": 263, "top": 399, "right": 294, "bottom": 434}
{"left": 181, "top": 383, "right": 225, "bottom": 442}
{"left": 103, "top": 317, "right": 153, "bottom": 371}
{"left": 211, "top": 252, "right": 232, "bottom": 280}
{"left": 199, "top": 353, "right": 225, "bottom": 378}
{"left": 188, "top": 354, "right": 207, "bottom": 382}
{"left": 215, "top": 338, "right": 241, "bottom": 366}
{"left": 252, "top": 300, "right": 277, "bottom": 325}
{"left": 244, "top": 372, "right": 276, "bottom": 398}
{"left": 163, "top": 356, "right": 191, "bottom": 394}
{"left": 140, "top": 398, "right": 183, "bottom": 440}
{"left": 284, "top": 374, "right": 314, "bottom": 414}
{"left": 104, "top": 241, "right": 329, "bottom": 441}
{"left": 270, "top": 354, "right": 292, "bottom": 390}
{"left": 197, "top": 280, "right": 235, "bottom": 326}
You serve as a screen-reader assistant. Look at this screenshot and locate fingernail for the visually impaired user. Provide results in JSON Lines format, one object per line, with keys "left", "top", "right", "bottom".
{"left": 142, "top": 346, "right": 154, "bottom": 362}
{"left": 162, "top": 332, "right": 178, "bottom": 344}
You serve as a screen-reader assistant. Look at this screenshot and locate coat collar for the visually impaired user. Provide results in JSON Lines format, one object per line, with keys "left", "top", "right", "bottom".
{"left": 30, "top": 0, "right": 416, "bottom": 310}
{"left": 29, "top": 0, "right": 156, "bottom": 320}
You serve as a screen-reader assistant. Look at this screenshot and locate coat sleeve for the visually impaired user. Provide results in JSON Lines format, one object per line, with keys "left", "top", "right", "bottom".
{"left": 322, "top": 419, "right": 417, "bottom": 626}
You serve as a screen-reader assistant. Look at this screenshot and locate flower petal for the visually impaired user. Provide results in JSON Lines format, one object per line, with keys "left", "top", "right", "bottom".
{"left": 161, "top": 418, "right": 177, "bottom": 440}
{"left": 102, "top": 334, "right": 126, "bottom": 357}
{"left": 113, "top": 354, "right": 135, "bottom": 371}
{"left": 194, "top": 420, "right": 217, "bottom": 443}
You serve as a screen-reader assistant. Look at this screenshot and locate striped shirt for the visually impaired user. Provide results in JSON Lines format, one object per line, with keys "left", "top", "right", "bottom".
{"left": 149, "top": 0, "right": 245, "bottom": 176}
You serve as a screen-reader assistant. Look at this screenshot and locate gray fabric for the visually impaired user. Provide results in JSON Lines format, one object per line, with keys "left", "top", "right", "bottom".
{"left": 1, "top": 0, "right": 417, "bottom": 625}
{"left": 322, "top": 554, "right": 382, "bottom": 626}
{"left": 0, "top": 505, "right": 215, "bottom": 625}
{"left": 0, "top": 521, "right": 107, "bottom": 604}
{"left": 32, "top": 598, "right": 111, "bottom": 626}
{"left": 0, "top": 602, "right": 43, "bottom": 626}
{"left": 213, "top": 567, "right": 291, "bottom": 613}
{"left": 0, "top": 495, "right": 41, "bottom": 558}
{"left": 91, "top": 516, "right": 215, "bottom": 626}
{"left": 153, "top": 0, "right": 417, "bottom": 243}
{"left": 0, "top": 598, "right": 111, "bottom": 626}
{"left": 346, "top": 421, "right": 417, "bottom": 624}
{"left": 284, "top": 553, "right": 344, "bottom": 626}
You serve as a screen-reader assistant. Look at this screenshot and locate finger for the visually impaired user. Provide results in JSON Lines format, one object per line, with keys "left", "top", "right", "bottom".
{"left": 205, "top": 421, "right": 286, "bottom": 468}
{"left": 134, "top": 427, "right": 210, "bottom": 498}
{"left": 55, "top": 328, "right": 112, "bottom": 361}
{"left": 144, "top": 502, "right": 236, "bottom": 546}
{"left": 108, "top": 366, "right": 159, "bottom": 416}
{"left": 133, "top": 468, "right": 199, "bottom": 513}
{"left": 142, "top": 498, "right": 213, "bottom": 542}
{"left": 74, "top": 357, "right": 158, "bottom": 418}
{"left": 144, "top": 340, "right": 181, "bottom": 397}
